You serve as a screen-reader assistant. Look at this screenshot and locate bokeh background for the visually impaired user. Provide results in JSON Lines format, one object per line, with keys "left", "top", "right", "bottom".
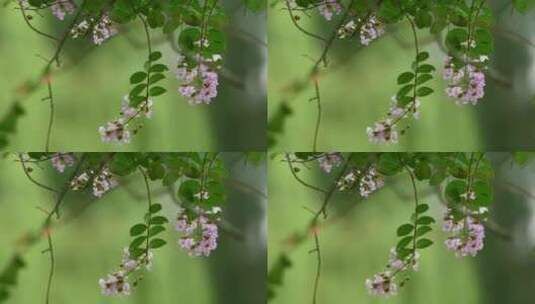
{"left": 0, "top": 152, "right": 267, "bottom": 304}
{"left": 268, "top": 1, "right": 535, "bottom": 151}
{"left": 0, "top": 0, "right": 266, "bottom": 151}
{"left": 268, "top": 152, "right": 535, "bottom": 304}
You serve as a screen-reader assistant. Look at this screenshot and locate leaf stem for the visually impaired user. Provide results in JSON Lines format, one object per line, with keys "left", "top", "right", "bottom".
{"left": 139, "top": 167, "right": 153, "bottom": 258}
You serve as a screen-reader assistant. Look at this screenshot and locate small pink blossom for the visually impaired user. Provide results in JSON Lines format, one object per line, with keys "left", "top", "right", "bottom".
{"left": 50, "top": 153, "right": 75, "bottom": 173}
{"left": 318, "top": 0, "right": 341, "bottom": 21}
{"left": 50, "top": 0, "right": 76, "bottom": 21}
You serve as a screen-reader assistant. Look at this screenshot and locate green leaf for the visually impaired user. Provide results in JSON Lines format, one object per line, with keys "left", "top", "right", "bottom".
{"left": 396, "top": 236, "right": 413, "bottom": 250}
{"left": 414, "top": 162, "right": 431, "bottom": 180}
{"left": 415, "top": 204, "right": 429, "bottom": 214}
{"left": 149, "top": 73, "right": 166, "bottom": 84}
{"left": 149, "top": 64, "right": 169, "bottom": 73}
{"left": 147, "top": 9, "right": 166, "bottom": 28}
{"left": 446, "top": 28, "right": 469, "bottom": 53}
{"left": 377, "top": 153, "right": 403, "bottom": 176}
{"left": 162, "top": 172, "right": 180, "bottom": 186}
{"left": 415, "top": 11, "right": 432, "bottom": 28}
{"left": 415, "top": 226, "right": 432, "bottom": 237}
{"left": 149, "top": 86, "right": 167, "bottom": 97}
{"left": 109, "top": 153, "right": 139, "bottom": 176}
{"left": 130, "top": 71, "right": 147, "bottom": 84}
{"left": 416, "top": 238, "right": 434, "bottom": 249}
{"left": 130, "top": 224, "right": 147, "bottom": 236}
{"left": 149, "top": 203, "right": 162, "bottom": 213}
{"left": 416, "top": 74, "right": 433, "bottom": 85}
{"left": 150, "top": 216, "right": 169, "bottom": 225}
{"left": 129, "top": 236, "right": 147, "bottom": 249}
{"left": 377, "top": 0, "right": 403, "bottom": 23}
{"left": 397, "top": 84, "right": 414, "bottom": 98}
{"left": 416, "top": 51, "right": 429, "bottom": 62}
{"left": 472, "top": 28, "right": 494, "bottom": 56}
{"left": 397, "top": 72, "right": 415, "bottom": 85}
{"left": 416, "top": 87, "right": 434, "bottom": 97}
{"left": 206, "top": 29, "right": 226, "bottom": 55}
{"left": 149, "top": 238, "right": 167, "bottom": 249}
{"left": 417, "top": 64, "right": 436, "bottom": 73}
{"left": 397, "top": 224, "right": 414, "bottom": 236}
{"left": 149, "top": 51, "right": 162, "bottom": 61}
{"left": 429, "top": 170, "right": 447, "bottom": 186}
{"left": 178, "top": 27, "right": 201, "bottom": 51}
{"left": 149, "top": 226, "right": 166, "bottom": 237}
{"left": 148, "top": 161, "right": 166, "bottom": 180}
{"left": 473, "top": 180, "right": 493, "bottom": 206}
{"left": 416, "top": 216, "right": 435, "bottom": 225}
{"left": 179, "top": 179, "right": 201, "bottom": 201}
{"left": 445, "top": 180, "right": 467, "bottom": 203}
{"left": 129, "top": 83, "right": 147, "bottom": 99}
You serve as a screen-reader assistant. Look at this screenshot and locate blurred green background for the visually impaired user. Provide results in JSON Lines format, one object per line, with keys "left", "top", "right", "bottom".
{"left": 268, "top": 2, "right": 535, "bottom": 151}
{"left": 0, "top": 1, "right": 266, "bottom": 151}
{"left": 268, "top": 153, "right": 535, "bottom": 304}
{"left": 0, "top": 153, "right": 267, "bottom": 304}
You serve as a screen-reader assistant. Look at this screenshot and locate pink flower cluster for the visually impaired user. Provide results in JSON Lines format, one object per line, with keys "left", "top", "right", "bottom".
{"left": 99, "top": 248, "right": 153, "bottom": 296}
{"left": 365, "top": 248, "right": 419, "bottom": 297}
{"left": 366, "top": 118, "right": 398, "bottom": 144}
{"left": 70, "top": 167, "right": 117, "bottom": 198}
{"left": 99, "top": 271, "right": 131, "bottom": 296}
{"left": 51, "top": 153, "right": 76, "bottom": 173}
{"left": 359, "top": 15, "right": 384, "bottom": 46}
{"left": 71, "top": 14, "right": 117, "bottom": 45}
{"left": 365, "top": 271, "right": 397, "bottom": 297}
{"left": 176, "top": 54, "right": 221, "bottom": 105}
{"left": 50, "top": 0, "right": 76, "bottom": 20}
{"left": 443, "top": 56, "right": 487, "bottom": 105}
{"left": 99, "top": 96, "right": 154, "bottom": 144}
{"left": 99, "top": 118, "right": 130, "bottom": 144}
{"left": 336, "top": 166, "right": 384, "bottom": 197}
{"left": 92, "top": 167, "right": 118, "bottom": 197}
{"left": 318, "top": 0, "right": 341, "bottom": 21}
{"left": 443, "top": 207, "right": 486, "bottom": 257}
{"left": 317, "top": 153, "right": 342, "bottom": 173}
{"left": 367, "top": 94, "right": 421, "bottom": 145}
{"left": 388, "top": 248, "right": 420, "bottom": 272}
{"left": 175, "top": 206, "right": 221, "bottom": 257}
{"left": 358, "top": 166, "right": 384, "bottom": 198}
{"left": 92, "top": 14, "right": 117, "bottom": 45}
{"left": 121, "top": 96, "right": 154, "bottom": 119}
{"left": 337, "top": 20, "right": 356, "bottom": 39}
{"left": 337, "top": 15, "right": 384, "bottom": 45}
{"left": 389, "top": 96, "right": 421, "bottom": 120}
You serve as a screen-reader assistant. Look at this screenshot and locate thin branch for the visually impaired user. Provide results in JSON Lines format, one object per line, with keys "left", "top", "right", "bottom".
{"left": 44, "top": 229, "right": 55, "bottom": 304}
{"left": 312, "top": 78, "right": 321, "bottom": 152}
{"left": 139, "top": 168, "right": 153, "bottom": 257}
{"left": 311, "top": 230, "right": 321, "bottom": 304}
{"left": 285, "top": 153, "right": 328, "bottom": 194}
{"left": 284, "top": 0, "right": 327, "bottom": 43}
{"left": 19, "top": 3, "right": 59, "bottom": 42}
{"left": 45, "top": 79, "right": 54, "bottom": 152}
{"left": 18, "top": 154, "right": 59, "bottom": 194}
